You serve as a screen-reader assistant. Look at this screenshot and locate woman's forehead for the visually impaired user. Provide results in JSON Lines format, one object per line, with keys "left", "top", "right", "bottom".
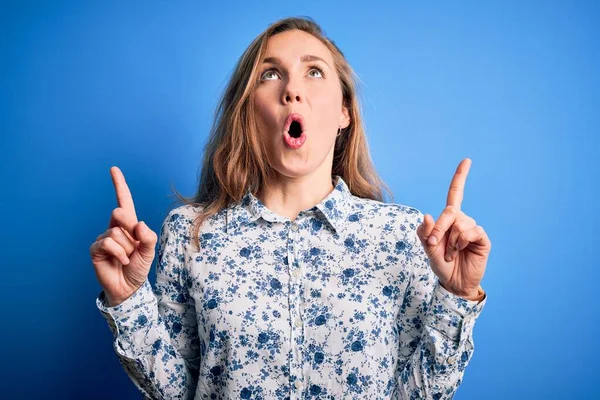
{"left": 264, "top": 30, "right": 333, "bottom": 65}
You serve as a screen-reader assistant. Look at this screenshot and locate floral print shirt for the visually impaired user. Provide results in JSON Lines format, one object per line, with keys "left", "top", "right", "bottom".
{"left": 96, "top": 175, "right": 486, "bottom": 399}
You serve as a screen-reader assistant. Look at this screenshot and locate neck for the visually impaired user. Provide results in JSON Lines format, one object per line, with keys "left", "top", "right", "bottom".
{"left": 257, "top": 171, "right": 336, "bottom": 221}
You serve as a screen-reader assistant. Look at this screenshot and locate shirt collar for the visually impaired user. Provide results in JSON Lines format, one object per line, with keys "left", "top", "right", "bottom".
{"left": 226, "top": 175, "right": 352, "bottom": 235}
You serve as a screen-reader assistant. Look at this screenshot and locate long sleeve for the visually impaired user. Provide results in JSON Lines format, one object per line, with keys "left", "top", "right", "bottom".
{"left": 396, "top": 210, "right": 486, "bottom": 399}
{"left": 96, "top": 209, "right": 200, "bottom": 399}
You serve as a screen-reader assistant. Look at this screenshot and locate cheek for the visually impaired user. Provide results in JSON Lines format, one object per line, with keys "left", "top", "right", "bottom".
{"left": 253, "top": 89, "right": 269, "bottom": 110}
{"left": 253, "top": 92, "right": 278, "bottom": 131}
{"left": 310, "top": 86, "right": 342, "bottom": 130}
{"left": 314, "top": 81, "right": 342, "bottom": 108}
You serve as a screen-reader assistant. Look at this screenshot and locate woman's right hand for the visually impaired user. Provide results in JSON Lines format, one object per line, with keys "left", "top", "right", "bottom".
{"left": 90, "top": 166, "right": 158, "bottom": 307}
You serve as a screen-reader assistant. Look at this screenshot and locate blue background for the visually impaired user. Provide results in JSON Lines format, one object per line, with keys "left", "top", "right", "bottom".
{"left": 1, "top": 1, "right": 598, "bottom": 398}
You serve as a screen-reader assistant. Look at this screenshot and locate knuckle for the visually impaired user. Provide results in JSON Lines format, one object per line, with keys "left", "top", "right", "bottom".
{"left": 99, "top": 237, "right": 111, "bottom": 250}
{"left": 112, "top": 207, "right": 124, "bottom": 223}
{"left": 105, "top": 237, "right": 119, "bottom": 251}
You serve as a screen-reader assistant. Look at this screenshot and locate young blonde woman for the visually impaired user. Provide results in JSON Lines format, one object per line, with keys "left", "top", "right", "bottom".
{"left": 91, "top": 16, "right": 490, "bottom": 400}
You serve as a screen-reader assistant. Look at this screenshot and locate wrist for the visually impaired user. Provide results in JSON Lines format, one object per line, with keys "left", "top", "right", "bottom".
{"left": 440, "top": 282, "right": 484, "bottom": 301}
{"left": 104, "top": 289, "right": 137, "bottom": 307}
{"left": 462, "top": 286, "right": 485, "bottom": 302}
{"left": 105, "top": 293, "right": 125, "bottom": 307}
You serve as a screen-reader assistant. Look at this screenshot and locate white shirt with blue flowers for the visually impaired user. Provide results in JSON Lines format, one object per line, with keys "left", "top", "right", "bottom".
{"left": 97, "top": 175, "right": 486, "bottom": 399}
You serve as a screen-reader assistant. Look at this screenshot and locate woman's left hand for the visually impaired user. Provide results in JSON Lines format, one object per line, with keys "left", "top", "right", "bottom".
{"left": 416, "top": 158, "right": 492, "bottom": 299}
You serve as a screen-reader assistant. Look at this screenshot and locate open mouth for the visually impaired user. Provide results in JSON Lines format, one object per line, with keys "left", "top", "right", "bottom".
{"left": 288, "top": 120, "right": 303, "bottom": 138}
{"left": 283, "top": 113, "right": 307, "bottom": 149}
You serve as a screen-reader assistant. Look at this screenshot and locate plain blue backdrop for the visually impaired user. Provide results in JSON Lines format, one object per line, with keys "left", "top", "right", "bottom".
{"left": 1, "top": 1, "right": 598, "bottom": 398}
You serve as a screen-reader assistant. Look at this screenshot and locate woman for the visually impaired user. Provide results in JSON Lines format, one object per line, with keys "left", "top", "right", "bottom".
{"left": 91, "top": 16, "right": 490, "bottom": 399}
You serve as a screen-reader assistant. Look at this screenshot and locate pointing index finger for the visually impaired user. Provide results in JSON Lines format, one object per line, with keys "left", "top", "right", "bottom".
{"left": 110, "top": 166, "right": 138, "bottom": 220}
{"left": 446, "top": 158, "right": 471, "bottom": 210}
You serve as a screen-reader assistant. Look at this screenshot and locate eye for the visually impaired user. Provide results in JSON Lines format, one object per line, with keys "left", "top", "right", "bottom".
{"left": 308, "top": 65, "right": 325, "bottom": 78}
{"left": 259, "top": 64, "right": 327, "bottom": 82}
{"left": 260, "top": 69, "right": 279, "bottom": 81}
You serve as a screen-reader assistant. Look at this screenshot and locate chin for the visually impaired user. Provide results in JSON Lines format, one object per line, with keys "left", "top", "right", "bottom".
{"left": 271, "top": 159, "right": 319, "bottom": 179}
{"left": 274, "top": 166, "right": 315, "bottom": 179}
{"left": 267, "top": 142, "right": 334, "bottom": 179}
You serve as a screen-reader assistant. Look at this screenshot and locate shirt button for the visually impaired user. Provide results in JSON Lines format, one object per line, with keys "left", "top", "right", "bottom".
{"left": 294, "top": 318, "right": 302, "bottom": 327}
{"left": 447, "top": 355, "right": 457, "bottom": 364}
{"left": 291, "top": 223, "right": 299, "bottom": 232}
{"left": 292, "top": 269, "right": 301, "bottom": 278}
{"left": 295, "top": 381, "right": 302, "bottom": 389}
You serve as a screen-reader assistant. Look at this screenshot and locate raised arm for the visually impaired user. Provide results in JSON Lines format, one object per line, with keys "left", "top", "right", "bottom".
{"left": 96, "top": 208, "right": 200, "bottom": 399}
{"left": 395, "top": 209, "right": 486, "bottom": 398}
{"left": 396, "top": 158, "right": 490, "bottom": 398}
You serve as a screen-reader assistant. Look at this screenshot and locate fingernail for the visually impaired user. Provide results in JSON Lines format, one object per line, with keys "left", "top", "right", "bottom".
{"left": 445, "top": 254, "right": 452, "bottom": 262}
{"left": 428, "top": 236, "right": 437, "bottom": 246}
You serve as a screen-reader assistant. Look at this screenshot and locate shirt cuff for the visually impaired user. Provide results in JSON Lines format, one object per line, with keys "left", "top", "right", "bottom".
{"left": 425, "top": 281, "right": 487, "bottom": 345}
{"left": 96, "top": 279, "right": 158, "bottom": 348}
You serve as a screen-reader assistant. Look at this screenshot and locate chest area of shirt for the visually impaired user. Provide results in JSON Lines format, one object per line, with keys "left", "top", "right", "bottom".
{"left": 186, "top": 224, "right": 414, "bottom": 335}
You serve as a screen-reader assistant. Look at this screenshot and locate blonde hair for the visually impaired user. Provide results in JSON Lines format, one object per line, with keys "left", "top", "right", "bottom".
{"left": 171, "top": 16, "right": 393, "bottom": 252}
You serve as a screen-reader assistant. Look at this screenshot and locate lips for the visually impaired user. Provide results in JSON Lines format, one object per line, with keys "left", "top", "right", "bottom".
{"left": 283, "top": 113, "right": 307, "bottom": 149}
{"left": 283, "top": 113, "right": 305, "bottom": 135}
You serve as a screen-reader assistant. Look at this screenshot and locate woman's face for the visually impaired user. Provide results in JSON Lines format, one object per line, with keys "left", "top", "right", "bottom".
{"left": 253, "top": 29, "right": 350, "bottom": 181}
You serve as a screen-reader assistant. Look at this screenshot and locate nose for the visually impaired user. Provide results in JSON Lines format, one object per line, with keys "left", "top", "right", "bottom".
{"left": 282, "top": 77, "right": 303, "bottom": 104}
{"left": 285, "top": 93, "right": 301, "bottom": 103}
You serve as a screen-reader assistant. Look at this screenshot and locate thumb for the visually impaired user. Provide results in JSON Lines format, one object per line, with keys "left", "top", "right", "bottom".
{"left": 134, "top": 221, "right": 157, "bottom": 262}
{"left": 416, "top": 214, "right": 436, "bottom": 258}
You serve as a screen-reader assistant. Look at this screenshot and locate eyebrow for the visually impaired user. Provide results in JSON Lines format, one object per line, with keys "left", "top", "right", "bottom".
{"left": 262, "top": 54, "right": 330, "bottom": 68}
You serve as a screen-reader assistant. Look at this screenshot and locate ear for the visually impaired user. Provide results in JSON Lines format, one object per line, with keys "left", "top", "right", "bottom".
{"left": 338, "top": 103, "right": 351, "bottom": 129}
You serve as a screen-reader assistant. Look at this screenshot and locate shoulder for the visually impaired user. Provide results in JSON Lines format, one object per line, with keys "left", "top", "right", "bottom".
{"left": 163, "top": 203, "right": 204, "bottom": 224}
{"left": 348, "top": 195, "right": 424, "bottom": 240}
{"left": 160, "top": 204, "right": 199, "bottom": 232}
{"left": 350, "top": 195, "right": 424, "bottom": 223}
{"left": 159, "top": 203, "right": 228, "bottom": 242}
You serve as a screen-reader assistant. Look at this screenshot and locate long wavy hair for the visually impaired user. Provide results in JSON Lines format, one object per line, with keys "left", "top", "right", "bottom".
{"left": 171, "top": 16, "right": 393, "bottom": 252}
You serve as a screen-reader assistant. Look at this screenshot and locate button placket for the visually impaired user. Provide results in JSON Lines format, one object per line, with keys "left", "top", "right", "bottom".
{"left": 289, "top": 246, "right": 303, "bottom": 333}
{"left": 287, "top": 220, "right": 304, "bottom": 396}
{"left": 289, "top": 221, "right": 301, "bottom": 278}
